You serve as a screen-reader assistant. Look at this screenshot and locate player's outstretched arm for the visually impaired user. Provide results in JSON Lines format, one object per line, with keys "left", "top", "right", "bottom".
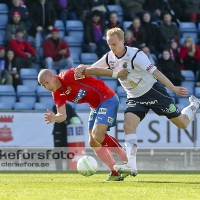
{"left": 44, "top": 104, "right": 67, "bottom": 124}
{"left": 84, "top": 66, "right": 128, "bottom": 78}
{"left": 152, "top": 69, "right": 188, "bottom": 97}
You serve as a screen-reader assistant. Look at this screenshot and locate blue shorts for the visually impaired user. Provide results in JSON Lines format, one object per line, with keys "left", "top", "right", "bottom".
{"left": 125, "top": 82, "right": 181, "bottom": 120}
{"left": 88, "top": 94, "right": 119, "bottom": 130}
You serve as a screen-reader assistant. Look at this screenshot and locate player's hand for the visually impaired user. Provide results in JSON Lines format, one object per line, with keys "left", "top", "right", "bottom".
{"left": 44, "top": 109, "right": 55, "bottom": 124}
{"left": 172, "top": 86, "right": 188, "bottom": 97}
{"left": 75, "top": 64, "right": 87, "bottom": 79}
{"left": 117, "top": 68, "right": 128, "bottom": 78}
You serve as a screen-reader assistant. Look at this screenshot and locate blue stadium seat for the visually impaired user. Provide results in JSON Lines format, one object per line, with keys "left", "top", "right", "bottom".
{"left": 181, "top": 70, "right": 195, "bottom": 81}
{"left": 20, "top": 68, "right": 38, "bottom": 78}
{"left": 116, "top": 86, "right": 126, "bottom": 97}
{"left": 123, "top": 21, "right": 132, "bottom": 31}
{"left": 55, "top": 20, "right": 65, "bottom": 38}
{"left": 39, "top": 96, "right": 55, "bottom": 108}
{"left": 179, "top": 22, "right": 197, "bottom": 32}
{"left": 14, "top": 102, "right": 33, "bottom": 110}
{"left": 118, "top": 103, "right": 126, "bottom": 111}
{"left": 20, "top": 68, "right": 38, "bottom": 90}
{"left": 17, "top": 85, "right": 36, "bottom": 108}
{"left": 181, "top": 80, "right": 195, "bottom": 89}
{"left": 75, "top": 103, "right": 90, "bottom": 111}
{"left": 103, "top": 79, "right": 118, "bottom": 91}
{"left": 34, "top": 102, "right": 47, "bottom": 110}
{"left": 120, "top": 97, "right": 127, "bottom": 104}
{"left": 176, "top": 103, "right": 185, "bottom": 111}
{"left": 66, "top": 20, "right": 84, "bottom": 41}
{"left": 0, "top": 85, "right": 16, "bottom": 108}
{"left": 70, "top": 52, "right": 80, "bottom": 66}
{"left": 0, "top": 4, "right": 8, "bottom": 14}
{"left": 80, "top": 53, "right": 99, "bottom": 65}
{"left": 59, "top": 69, "right": 67, "bottom": 73}
{"left": 107, "top": 5, "right": 124, "bottom": 24}
{"left": 0, "top": 35, "right": 4, "bottom": 45}
{"left": 37, "top": 86, "right": 53, "bottom": 108}
{"left": 177, "top": 97, "right": 189, "bottom": 107}
{"left": 64, "top": 36, "right": 83, "bottom": 46}
{"left": 195, "top": 87, "right": 200, "bottom": 98}
{"left": 0, "top": 102, "right": 13, "bottom": 110}
{"left": 69, "top": 46, "right": 82, "bottom": 57}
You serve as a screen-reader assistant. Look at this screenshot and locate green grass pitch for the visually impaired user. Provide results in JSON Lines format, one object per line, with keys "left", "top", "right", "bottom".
{"left": 0, "top": 171, "right": 200, "bottom": 200}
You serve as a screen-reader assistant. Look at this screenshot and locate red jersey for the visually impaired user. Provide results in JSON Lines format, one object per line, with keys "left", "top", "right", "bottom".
{"left": 52, "top": 68, "right": 115, "bottom": 109}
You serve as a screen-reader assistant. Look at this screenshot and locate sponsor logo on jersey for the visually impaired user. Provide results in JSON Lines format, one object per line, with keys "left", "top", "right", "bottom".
{"left": 60, "top": 86, "right": 72, "bottom": 96}
{"left": 161, "top": 104, "right": 178, "bottom": 114}
{"left": 107, "top": 117, "right": 114, "bottom": 124}
{"left": 137, "top": 100, "right": 158, "bottom": 105}
{"left": 98, "top": 108, "right": 107, "bottom": 114}
{"left": 123, "top": 62, "right": 127, "bottom": 68}
{"left": 72, "top": 89, "right": 86, "bottom": 103}
{"left": 89, "top": 113, "right": 93, "bottom": 121}
{"left": 128, "top": 77, "right": 143, "bottom": 88}
{"left": 146, "top": 64, "right": 154, "bottom": 72}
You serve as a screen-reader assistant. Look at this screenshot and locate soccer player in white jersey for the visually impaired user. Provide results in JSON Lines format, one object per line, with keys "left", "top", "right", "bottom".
{"left": 75, "top": 27, "right": 200, "bottom": 176}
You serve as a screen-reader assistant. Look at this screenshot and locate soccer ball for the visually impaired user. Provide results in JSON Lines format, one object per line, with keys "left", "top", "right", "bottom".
{"left": 70, "top": 117, "right": 81, "bottom": 125}
{"left": 77, "top": 156, "right": 98, "bottom": 176}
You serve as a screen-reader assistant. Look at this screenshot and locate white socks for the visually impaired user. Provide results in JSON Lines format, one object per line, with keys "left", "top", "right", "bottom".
{"left": 125, "top": 134, "right": 137, "bottom": 170}
{"left": 181, "top": 104, "right": 197, "bottom": 121}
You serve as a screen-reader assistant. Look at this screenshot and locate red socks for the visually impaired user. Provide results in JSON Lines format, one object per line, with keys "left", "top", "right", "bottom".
{"left": 101, "top": 134, "right": 128, "bottom": 162}
{"left": 95, "top": 147, "right": 118, "bottom": 176}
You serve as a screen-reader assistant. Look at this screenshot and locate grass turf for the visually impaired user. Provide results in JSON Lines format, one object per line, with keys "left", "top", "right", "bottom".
{"left": 0, "top": 171, "right": 200, "bottom": 200}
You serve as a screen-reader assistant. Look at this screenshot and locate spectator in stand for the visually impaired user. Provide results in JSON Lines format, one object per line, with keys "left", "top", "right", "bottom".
{"left": 0, "top": 46, "right": 6, "bottom": 60}
{"left": 6, "top": 11, "right": 27, "bottom": 43}
{"left": 69, "top": 0, "right": 89, "bottom": 23}
{"left": 169, "top": 39, "right": 184, "bottom": 70}
{"left": 142, "top": 11, "right": 161, "bottom": 55}
{"left": 143, "top": 0, "right": 166, "bottom": 22}
{"left": 106, "top": 11, "right": 121, "bottom": 29}
{"left": 127, "top": 17, "right": 146, "bottom": 49}
{"left": 88, "top": 0, "right": 109, "bottom": 21}
{"left": 29, "top": 0, "right": 56, "bottom": 53}
{"left": 121, "top": 0, "right": 145, "bottom": 21}
{"left": 8, "top": 28, "right": 37, "bottom": 69}
{"left": 183, "top": 0, "right": 200, "bottom": 23}
{"left": 156, "top": 50, "right": 183, "bottom": 86}
{"left": 124, "top": 30, "right": 135, "bottom": 47}
{"left": 5, "top": 49, "right": 22, "bottom": 90}
{"left": 0, "top": 46, "right": 13, "bottom": 85}
{"left": 159, "top": 12, "right": 181, "bottom": 49}
{"left": 8, "top": 0, "right": 29, "bottom": 28}
{"left": 96, "top": 28, "right": 110, "bottom": 58}
{"left": 179, "top": 36, "right": 200, "bottom": 85}
{"left": 43, "top": 28, "right": 74, "bottom": 70}
{"left": 141, "top": 46, "right": 156, "bottom": 65}
{"left": 52, "top": 0, "right": 77, "bottom": 29}
{"left": 84, "top": 10, "right": 106, "bottom": 53}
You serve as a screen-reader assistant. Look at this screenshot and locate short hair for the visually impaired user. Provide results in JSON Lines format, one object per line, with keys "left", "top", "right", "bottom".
{"left": 107, "top": 27, "right": 124, "bottom": 40}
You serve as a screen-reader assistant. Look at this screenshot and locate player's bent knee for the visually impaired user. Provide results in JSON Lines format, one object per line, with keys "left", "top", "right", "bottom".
{"left": 176, "top": 122, "right": 188, "bottom": 129}
{"left": 88, "top": 140, "right": 97, "bottom": 148}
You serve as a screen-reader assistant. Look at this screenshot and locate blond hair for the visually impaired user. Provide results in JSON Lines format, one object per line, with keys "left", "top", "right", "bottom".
{"left": 106, "top": 27, "right": 124, "bottom": 40}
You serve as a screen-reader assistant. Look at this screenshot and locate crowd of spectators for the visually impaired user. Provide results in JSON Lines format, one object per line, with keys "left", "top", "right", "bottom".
{"left": 0, "top": 0, "right": 200, "bottom": 91}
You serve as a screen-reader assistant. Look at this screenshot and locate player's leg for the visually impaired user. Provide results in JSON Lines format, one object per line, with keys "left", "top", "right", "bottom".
{"left": 88, "top": 108, "right": 123, "bottom": 181}
{"left": 114, "top": 112, "right": 141, "bottom": 176}
{"left": 170, "top": 95, "right": 200, "bottom": 129}
{"left": 88, "top": 127, "right": 122, "bottom": 181}
{"left": 93, "top": 94, "right": 127, "bottom": 163}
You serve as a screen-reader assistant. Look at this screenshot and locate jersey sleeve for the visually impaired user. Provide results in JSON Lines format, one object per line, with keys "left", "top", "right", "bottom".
{"left": 52, "top": 92, "right": 66, "bottom": 108}
{"left": 133, "top": 51, "right": 157, "bottom": 74}
{"left": 91, "top": 54, "right": 109, "bottom": 69}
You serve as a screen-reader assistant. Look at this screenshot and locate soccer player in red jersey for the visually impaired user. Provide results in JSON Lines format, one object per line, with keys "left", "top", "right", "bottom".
{"left": 38, "top": 67, "right": 128, "bottom": 181}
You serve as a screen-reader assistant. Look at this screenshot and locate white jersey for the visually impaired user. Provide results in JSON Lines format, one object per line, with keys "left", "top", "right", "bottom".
{"left": 92, "top": 46, "right": 158, "bottom": 98}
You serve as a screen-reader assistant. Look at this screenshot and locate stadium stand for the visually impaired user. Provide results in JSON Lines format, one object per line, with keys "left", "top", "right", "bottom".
{"left": 0, "top": 85, "right": 16, "bottom": 108}
{"left": 17, "top": 85, "right": 36, "bottom": 109}
{"left": 106, "top": 5, "right": 124, "bottom": 24}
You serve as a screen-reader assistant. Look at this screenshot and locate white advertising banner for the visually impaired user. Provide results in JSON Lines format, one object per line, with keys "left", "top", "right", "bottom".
{"left": 0, "top": 112, "right": 198, "bottom": 148}
{"left": 0, "top": 113, "right": 54, "bottom": 147}
{"left": 77, "top": 112, "right": 196, "bottom": 148}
